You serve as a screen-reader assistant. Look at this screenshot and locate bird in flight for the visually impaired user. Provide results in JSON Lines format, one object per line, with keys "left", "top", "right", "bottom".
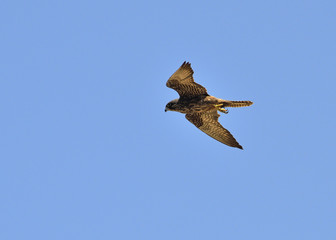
{"left": 165, "top": 61, "right": 253, "bottom": 149}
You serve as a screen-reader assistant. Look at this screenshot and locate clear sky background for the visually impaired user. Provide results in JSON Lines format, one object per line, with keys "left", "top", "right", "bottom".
{"left": 1, "top": 0, "right": 336, "bottom": 239}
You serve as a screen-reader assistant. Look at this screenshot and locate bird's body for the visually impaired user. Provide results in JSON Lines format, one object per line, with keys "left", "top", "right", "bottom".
{"left": 167, "top": 95, "right": 251, "bottom": 114}
{"left": 165, "top": 61, "right": 253, "bottom": 149}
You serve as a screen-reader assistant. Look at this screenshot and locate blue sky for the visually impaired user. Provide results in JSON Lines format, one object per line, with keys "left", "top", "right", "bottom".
{"left": 1, "top": 0, "right": 336, "bottom": 239}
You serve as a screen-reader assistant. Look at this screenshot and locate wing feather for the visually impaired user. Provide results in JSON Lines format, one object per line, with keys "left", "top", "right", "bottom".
{"left": 185, "top": 110, "right": 243, "bottom": 149}
{"left": 166, "top": 62, "right": 208, "bottom": 98}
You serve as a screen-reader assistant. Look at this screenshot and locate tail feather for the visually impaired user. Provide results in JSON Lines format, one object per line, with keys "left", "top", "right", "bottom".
{"left": 222, "top": 100, "right": 253, "bottom": 108}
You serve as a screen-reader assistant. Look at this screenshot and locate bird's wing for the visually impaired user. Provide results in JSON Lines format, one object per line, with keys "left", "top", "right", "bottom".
{"left": 185, "top": 110, "right": 243, "bottom": 149}
{"left": 166, "top": 61, "right": 208, "bottom": 99}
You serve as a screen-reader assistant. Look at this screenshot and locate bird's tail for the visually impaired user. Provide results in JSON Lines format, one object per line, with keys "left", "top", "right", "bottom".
{"left": 221, "top": 100, "right": 253, "bottom": 108}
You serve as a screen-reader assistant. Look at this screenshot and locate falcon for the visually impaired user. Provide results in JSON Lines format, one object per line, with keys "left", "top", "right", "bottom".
{"left": 165, "top": 61, "right": 253, "bottom": 149}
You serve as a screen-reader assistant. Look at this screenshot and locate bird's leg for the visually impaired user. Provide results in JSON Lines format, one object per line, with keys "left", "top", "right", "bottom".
{"left": 218, "top": 108, "right": 229, "bottom": 114}
{"left": 214, "top": 104, "right": 229, "bottom": 114}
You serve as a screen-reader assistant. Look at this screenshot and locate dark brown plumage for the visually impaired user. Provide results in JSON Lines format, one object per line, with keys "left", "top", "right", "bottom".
{"left": 165, "top": 61, "right": 253, "bottom": 149}
{"left": 166, "top": 62, "right": 208, "bottom": 98}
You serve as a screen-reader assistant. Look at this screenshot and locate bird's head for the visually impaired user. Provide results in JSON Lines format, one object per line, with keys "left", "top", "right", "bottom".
{"left": 165, "top": 99, "right": 179, "bottom": 112}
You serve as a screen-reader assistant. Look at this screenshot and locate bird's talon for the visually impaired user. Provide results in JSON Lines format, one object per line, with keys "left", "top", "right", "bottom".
{"left": 214, "top": 104, "right": 228, "bottom": 114}
{"left": 219, "top": 108, "right": 229, "bottom": 114}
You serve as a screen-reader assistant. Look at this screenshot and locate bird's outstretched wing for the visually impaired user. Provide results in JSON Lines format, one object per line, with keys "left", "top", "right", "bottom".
{"left": 185, "top": 110, "right": 243, "bottom": 149}
{"left": 166, "top": 61, "right": 208, "bottom": 99}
